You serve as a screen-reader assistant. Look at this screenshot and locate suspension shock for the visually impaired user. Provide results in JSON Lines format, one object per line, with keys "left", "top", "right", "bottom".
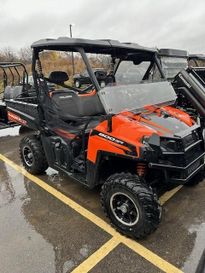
{"left": 136, "top": 162, "right": 147, "bottom": 177}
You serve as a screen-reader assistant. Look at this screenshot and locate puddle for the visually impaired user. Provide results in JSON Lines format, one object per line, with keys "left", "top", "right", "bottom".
{"left": 0, "top": 161, "right": 109, "bottom": 273}
{"left": 183, "top": 222, "right": 205, "bottom": 273}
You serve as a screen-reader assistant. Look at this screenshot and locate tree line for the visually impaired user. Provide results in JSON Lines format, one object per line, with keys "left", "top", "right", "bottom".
{"left": 0, "top": 47, "right": 32, "bottom": 64}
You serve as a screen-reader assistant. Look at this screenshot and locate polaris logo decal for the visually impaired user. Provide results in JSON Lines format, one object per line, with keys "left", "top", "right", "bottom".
{"left": 92, "top": 129, "right": 137, "bottom": 156}
{"left": 59, "top": 95, "right": 72, "bottom": 99}
{"left": 98, "top": 132, "right": 124, "bottom": 145}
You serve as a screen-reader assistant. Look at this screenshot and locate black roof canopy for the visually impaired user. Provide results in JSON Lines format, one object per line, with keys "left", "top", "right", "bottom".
{"left": 31, "top": 37, "right": 157, "bottom": 55}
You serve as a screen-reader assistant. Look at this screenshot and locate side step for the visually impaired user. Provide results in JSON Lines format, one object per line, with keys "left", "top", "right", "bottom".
{"left": 71, "top": 155, "right": 85, "bottom": 173}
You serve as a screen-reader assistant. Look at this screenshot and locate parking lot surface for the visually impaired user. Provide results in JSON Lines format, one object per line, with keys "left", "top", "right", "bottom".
{"left": 0, "top": 126, "right": 205, "bottom": 273}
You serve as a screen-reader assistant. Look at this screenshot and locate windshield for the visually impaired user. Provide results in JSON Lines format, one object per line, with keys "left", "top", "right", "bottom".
{"left": 86, "top": 52, "right": 176, "bottom": 114}
{"left": 84, "top": 52, "right": 164, "bottom": 87}
{"left": 98, "top": 81, "right": 177, "bottom": 114}
{"left": 160, "top": 56, "right": 188, "bottom": 80}
{"left": 115, "top": 60, "right": 162, "bottom": 84}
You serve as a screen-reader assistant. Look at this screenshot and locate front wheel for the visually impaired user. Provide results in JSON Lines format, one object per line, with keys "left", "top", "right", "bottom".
{"left": 100, "top": 173, "right": 161, "bottom": 239}
{"left": 19, "top": 135, "right": 48, "bottom": 174}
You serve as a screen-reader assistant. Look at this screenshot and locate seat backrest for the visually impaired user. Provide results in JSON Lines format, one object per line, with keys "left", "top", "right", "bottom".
{"left": 51, "top": 90, "right": 105, "bottom": 118}
{"left": 49, "top": 71, "right": 69, "bottom": 85}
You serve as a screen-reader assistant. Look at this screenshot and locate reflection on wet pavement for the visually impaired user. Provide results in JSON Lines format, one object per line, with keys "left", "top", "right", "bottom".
{"left": 183, "top": 223, "right": 205, "bottom": 272}
{"left": 0, "top": 161, "right": 110, "bottom": 273}
{"left": 0, "top": 161, "right": 15, "bottom": 208}
{"left": 141, "top": 182, "right": 205, "bottom": 273}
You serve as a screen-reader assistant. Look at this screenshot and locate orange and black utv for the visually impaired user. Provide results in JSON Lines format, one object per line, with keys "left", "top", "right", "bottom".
{"left": 4, "top": 38, "right": 205, "bottom": 239}
{"left": 0, "top": 62, "right": 29, "bottom": 129}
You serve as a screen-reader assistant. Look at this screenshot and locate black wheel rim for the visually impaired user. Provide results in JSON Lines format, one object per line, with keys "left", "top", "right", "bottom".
{"left": 110, "top": 192, "right": 139, "bottom": 226}
{"left": 23, "top": 146, "right": 34, "bottom": 167}
{"left": 100, "top": 81, "right": 105, "bottom": 88}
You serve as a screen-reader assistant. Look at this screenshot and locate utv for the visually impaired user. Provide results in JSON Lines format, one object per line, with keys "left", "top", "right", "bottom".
{"left": 158, "top": 49, "right": 205, "bottom": 120}
{"left": 158, "top": 48, "right": 189, "bottom": 81}
{"left": 7, "top": 37, "right": 205, "bottom": 239}
{"left": 0, "top": 62, "right": 30, "bottom": 129}
{"left": 189, "top": 54, "right": 205, "bottom": 67}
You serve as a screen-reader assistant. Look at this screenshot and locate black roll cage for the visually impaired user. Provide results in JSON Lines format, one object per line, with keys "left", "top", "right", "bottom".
{"left": 0, "top": 62, "right": 28, "bottom": 89}
{"left": 31, "top": 46, "right": 165, "bottom": 106}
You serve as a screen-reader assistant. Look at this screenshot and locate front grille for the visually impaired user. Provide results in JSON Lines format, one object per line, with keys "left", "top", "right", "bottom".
{"left": 183, "top": 134, "right": 195, "bottom": 147}
{"left": 183, "top": 130, "right": 199, "bottom": 148}
{"left": 184, "top": 144, "right": 202, "bottom": 164}
{"left": 187, "top": 160, "right": 201, "bottom": 175}
{"left": 160, "top": 129, "right": 203, "bottom": 167}
{"left": 150, "top": 128, "right": 205, "bottom": 183}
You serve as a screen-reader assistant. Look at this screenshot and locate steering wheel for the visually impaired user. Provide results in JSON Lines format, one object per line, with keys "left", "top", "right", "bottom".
{"left": 79, "top": 84, "right": 95, "bottom": 93}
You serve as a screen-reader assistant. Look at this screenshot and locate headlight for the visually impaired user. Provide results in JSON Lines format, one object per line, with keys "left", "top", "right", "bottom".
{"left": 147, "top": 133, "right": 160, "bottom": 147}
{"left": 160, "top": 138, "right": 179, "bottom": 152}
{"left": 142, "top": 134, "right": 161, "bottom": 152}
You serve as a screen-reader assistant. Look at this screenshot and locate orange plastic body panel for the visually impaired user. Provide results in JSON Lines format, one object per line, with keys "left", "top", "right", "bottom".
{"left": 87, "top": 106, "right": 194, "bottom": 164}
{"left": 161, "top": 106, "right": 194, "bottom": 126}
{"left": 88, "top": 114, "right": 161, "bottom": 163}
{"left": 78, "top": 89, "right": 96, "bottom": 97}
{"left": 53, "top": 128, "right": 77, "bottom": 139}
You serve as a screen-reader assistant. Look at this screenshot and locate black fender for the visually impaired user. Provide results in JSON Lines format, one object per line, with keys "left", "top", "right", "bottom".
{"left": 86, "top": 151, "right": 139, "bottom": 189}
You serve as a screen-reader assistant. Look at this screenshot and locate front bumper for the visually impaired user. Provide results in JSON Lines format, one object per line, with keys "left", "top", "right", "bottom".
{"left": 149, "top": 152, "right": 205, "bottom": 184}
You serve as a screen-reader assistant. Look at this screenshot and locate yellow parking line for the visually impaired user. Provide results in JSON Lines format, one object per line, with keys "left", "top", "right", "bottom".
{"left": 0, "top": 154, "right": 183, "bottom": 273}
{"left": 0, "top": 154, "right": 117, "bottom": 236}
{"left": 72, "top": 237, "right": 120, "bottom": 273}
{"left": 160, "top": 185, "right": 183, "bottom": 205}
{"left": 121, "top": 237, "right": 182, "bottom": 273}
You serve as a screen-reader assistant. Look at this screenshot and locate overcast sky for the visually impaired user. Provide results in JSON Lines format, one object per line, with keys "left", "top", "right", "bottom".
{"left": 0, "top": 0, "right": 205, "bottom": 53}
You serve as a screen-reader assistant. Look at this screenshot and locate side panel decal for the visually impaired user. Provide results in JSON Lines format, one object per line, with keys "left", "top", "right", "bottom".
{"left": 8, "top": 111, "right": 27, "bottom": 126}
{"left": 91, "top": 130, "right": 137, "bottom": 156}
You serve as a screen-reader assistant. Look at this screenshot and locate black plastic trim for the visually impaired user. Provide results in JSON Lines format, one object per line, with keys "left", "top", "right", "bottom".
{"left": 149, "top": 152, "right": 205, "bottom": 170}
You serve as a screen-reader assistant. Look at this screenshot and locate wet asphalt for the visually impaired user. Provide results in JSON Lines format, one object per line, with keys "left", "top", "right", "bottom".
{"left": 0, "top": 126, "right": 205, "bottom": 273}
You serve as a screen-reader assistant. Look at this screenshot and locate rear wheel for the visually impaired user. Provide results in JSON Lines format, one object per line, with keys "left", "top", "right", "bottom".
{"left": 100, "top": 80, "right": 106, "bottom": 88}
{"left": 101, "top": 173, "right": 161, "bottom": 239}
{"left": 19, "top": 135, "right": 48, "bottom": 174}
{"left": 75, "top": 80, "right": 81, "bottom": 88}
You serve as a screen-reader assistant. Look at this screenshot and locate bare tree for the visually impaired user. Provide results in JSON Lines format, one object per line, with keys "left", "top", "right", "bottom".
{"left": 18, "top": 47, "right": 32, "bottom": 64}
{"left": 0, "top": 47, "right": 17, "bottom": 62}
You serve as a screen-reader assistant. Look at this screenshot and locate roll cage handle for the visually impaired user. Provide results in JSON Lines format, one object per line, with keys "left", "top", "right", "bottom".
{"left": 0, "top": 62, "right": 29, "bottom": 87}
